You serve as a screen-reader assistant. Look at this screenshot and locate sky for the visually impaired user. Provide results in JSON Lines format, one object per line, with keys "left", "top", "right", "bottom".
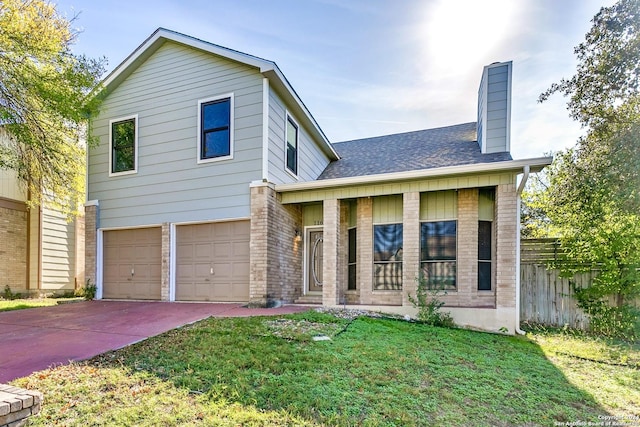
{"left": 54, "top": 0, "right": 614, "bottom": 160}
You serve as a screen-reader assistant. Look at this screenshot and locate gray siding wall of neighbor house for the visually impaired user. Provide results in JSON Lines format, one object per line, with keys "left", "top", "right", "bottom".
{"left": 477, "top": 62, "right": 511, "bottom": 154}
{"left": 267, "top": 88, "right": 331, "bottom": 184}
{"left": 41, "top": 207, "right": 76, "bottom": 290}
{"left": 89, "top": 41, "right": 264, "bottom": 228}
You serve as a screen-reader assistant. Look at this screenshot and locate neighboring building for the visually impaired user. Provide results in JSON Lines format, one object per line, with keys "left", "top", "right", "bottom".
{"left": 0, "top": 134, "right": 84, "bottom": 295}
{"left": 85, "top": 28, "right": 551, "bottom": 333}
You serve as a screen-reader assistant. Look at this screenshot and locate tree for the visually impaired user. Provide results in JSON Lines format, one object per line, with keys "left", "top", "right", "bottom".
{"left": 0, "top": 0, "right": 105, "bottom": 217}
{"left": 535, "top": 0, "right": 640, "bottom": 338}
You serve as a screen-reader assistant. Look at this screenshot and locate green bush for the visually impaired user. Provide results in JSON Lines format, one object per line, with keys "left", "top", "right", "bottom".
{"left": 408, "top": 276, "right": 455, "bottom": 328}
{"left": 74, "top": 280, "right": 97, "bottom": 301}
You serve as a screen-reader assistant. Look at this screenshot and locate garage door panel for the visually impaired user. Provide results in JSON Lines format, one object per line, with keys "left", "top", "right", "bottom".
{"left": 214, "top": 242, "right": 230, "bottom": 258}
{"left": 103, "top": 227, "right": 161, "bottom": 300}
{"left": 176, "top": 221, "right": 249, "bottom": 302}
{"left": 195, "top": 243, "right": 213, "bottom": 259}
{"left": 233, "top": 241, "right": 250, "bottom": 257}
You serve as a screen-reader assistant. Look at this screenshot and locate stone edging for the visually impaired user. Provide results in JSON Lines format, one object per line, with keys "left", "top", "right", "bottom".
{"left": 0, "top": 384, "right": 42, "bottom": 427}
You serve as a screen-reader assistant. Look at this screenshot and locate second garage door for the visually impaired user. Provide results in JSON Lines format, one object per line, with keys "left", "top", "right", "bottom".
{"left": 103, "top": 227, "right": 162, "bottom": 300}
{"left": 176, "top": 221, "right": 250, "bottom": 302}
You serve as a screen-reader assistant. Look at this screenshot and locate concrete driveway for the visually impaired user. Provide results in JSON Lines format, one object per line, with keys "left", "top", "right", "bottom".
{"left": 0, "top": 300, "right": 310, "bottom": 382}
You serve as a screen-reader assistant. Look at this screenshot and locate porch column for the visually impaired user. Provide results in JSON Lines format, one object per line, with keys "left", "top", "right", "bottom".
{"left": 457, "top": 188, "right": 479, "bottom": 306}
{"left": 357, "top": 197, "right": 373, "bottom": 305}
{"left": 495, "top": 183, "right": 517, "bottom": 309}
{"left": 402, "top": 192, "right": 420, "bottom": 306}
{"left": 322, "top": 198, "right": 341, "bottom": 305}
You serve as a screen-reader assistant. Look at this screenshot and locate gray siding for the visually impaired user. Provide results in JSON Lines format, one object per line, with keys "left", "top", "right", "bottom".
{"left": 477, "top": 62, "right": 511, "bottom": 154}
{"left": 41, "top": 207, "right": 76, "bottom": 290}
{"left": 267, "top": 88, "right": 330, "bottom": 184}
{"left": 89, "top": 41, "right": 264, "bottom": 228}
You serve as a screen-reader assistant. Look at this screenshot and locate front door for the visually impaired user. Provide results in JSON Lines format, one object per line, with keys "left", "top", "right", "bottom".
{"left": 307, "top": 229, "right": 323, "bottom": 293}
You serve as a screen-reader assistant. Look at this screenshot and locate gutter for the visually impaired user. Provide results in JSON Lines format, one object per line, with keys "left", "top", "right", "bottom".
{"left": 515, "top": 165, "right": 530, "bottom": 335}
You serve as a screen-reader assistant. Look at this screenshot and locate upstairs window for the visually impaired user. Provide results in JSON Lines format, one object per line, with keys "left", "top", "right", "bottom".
{"left": 198, "top": 95, "right": 233, "bottom": 162}
{"left": 110, "top": 115, "right": 137, "bottom": 175}
{"left": 286, "top": 116, "right": 298, "bottom": 175}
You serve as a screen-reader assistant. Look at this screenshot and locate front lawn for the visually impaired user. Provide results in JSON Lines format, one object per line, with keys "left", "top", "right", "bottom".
{"left": 0, "top": 297, "right": 82, "bottom": 312}
{"left": 13, "top": 311, "right": 640, "bottom": 426}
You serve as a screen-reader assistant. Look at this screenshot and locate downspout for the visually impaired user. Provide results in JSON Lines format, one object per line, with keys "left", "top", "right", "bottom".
{"left": 515, "top": 165, "right": 530, "bottom": 335}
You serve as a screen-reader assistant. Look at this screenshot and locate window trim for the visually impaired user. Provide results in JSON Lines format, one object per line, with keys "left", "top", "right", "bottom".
{"left": 372, "top": 222, "right": 403, "bottom": 291}
{"left": 284, "top": 113, "right": 299, "bottom": 178}
{"left": 478, "top": 220, "right": 493, "bottom": 291}
{"left": 419, "top": 219, "right": 458, "bottom": 291}
{"left": 109, "top": 114, "right": 138, "bottom": 177}
{"left": 347, "top": 226, "right": 357, "bottom": 291}
{"left": 197, "top": 93, "right": 234, "bottom": 164}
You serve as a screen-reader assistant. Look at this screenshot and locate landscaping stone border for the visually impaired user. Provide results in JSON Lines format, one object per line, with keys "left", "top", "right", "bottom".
{"left": 0, "top": 384, "right": 42, "bottom": 427}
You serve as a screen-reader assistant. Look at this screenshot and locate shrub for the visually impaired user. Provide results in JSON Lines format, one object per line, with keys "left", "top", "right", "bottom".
{"left": 408, "top": 276, "right": 455, "bottom": 328}
{"left": 75, "top": 280, "right": 97, "bottom": 300}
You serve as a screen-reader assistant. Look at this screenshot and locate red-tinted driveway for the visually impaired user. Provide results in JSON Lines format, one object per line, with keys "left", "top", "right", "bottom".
{"left": 0, "top": 300, "right": 310, "bottom": 382}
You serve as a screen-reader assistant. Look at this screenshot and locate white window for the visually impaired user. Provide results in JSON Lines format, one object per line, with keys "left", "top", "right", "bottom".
{"left": 109, "top": 114, "right": 138, "bottom": 176}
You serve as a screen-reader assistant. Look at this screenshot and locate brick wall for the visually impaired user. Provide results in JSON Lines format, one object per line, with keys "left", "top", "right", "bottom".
{"left": 249, "top": 183, "right": 303, "bottom": 305}
{"left": 84, "top": 204, "right": 98, "bottom": 288}
{"left": 161, "top": 223, "right": 170, "bottom": 301}
{"left": 0, "top": 205, "right": 27, "bottom": 291}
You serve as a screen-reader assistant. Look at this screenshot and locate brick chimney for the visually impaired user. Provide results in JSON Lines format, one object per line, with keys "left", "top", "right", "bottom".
{"left": 477, "top": 61, "right": 512, "bottom": 154}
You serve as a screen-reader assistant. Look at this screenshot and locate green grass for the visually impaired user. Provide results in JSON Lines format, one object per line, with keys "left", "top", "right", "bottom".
{"left": 12, "top": 310, "right": 640, "bottom": 426}
{"left": 0, "top": 298, "right": 82, "bottom": 312}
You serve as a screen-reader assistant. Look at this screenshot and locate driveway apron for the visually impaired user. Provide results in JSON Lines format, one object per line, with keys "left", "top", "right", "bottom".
{"left": 0, "top": 300, "right": 310, "bottom": 382}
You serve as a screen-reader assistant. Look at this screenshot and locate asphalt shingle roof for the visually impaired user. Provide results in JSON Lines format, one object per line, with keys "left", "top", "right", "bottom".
{"left": 318, "top": 122, "right": 513, "bottom": 180}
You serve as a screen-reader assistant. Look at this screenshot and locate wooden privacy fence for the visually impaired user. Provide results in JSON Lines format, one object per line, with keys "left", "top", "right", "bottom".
{"left": 519, "top": 238, "right": 640, "bottom": 329}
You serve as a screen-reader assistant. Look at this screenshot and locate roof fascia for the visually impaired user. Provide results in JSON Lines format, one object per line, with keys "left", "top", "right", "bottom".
{"left": 275, "top": 157, "right": 553, "bottom": 193}
{"left": 98, "top": 28, "right": 338, "bottom": 161}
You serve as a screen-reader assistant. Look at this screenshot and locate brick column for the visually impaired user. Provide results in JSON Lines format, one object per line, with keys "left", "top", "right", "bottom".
{"left": 249, "top": 183, "right": 271, "bottom": 306}
{"left": 357, "top": 197, "right": 373, "bottom": 305}
{"left": 322, "top": 198, "right": 341, "bottom": 305}
{"left": 457, "top": 189, "right": 478, "bottom": 306}
{"left": 84, "top": 202, "right": 98, "bottom": 288}
{"left": 161, "top": 222, "right": 170, "bottom": 301}
{"left": 495, "top": 183, "right": 517, "bottom": 308}
{"left": 338, "top": 200, "right": 348, "bottom": 304}
{"left": 403, "top": 192, "right": 420, "bottom": 306}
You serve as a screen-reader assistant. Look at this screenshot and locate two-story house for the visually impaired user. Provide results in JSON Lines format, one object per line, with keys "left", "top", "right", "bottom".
{"left": 85, "top": 28, "right": 551, "bottom": 333}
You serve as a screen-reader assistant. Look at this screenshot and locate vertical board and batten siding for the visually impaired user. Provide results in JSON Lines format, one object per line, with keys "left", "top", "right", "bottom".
{"left": 477, "top": 62, "right": 511, "bottom": 154}
{"left": 419, "top": 190, "right": 457, "bottom": 221}
{"left": 303, "top": 203, "right": 323, "bottom": 227}
{"left": 267, "top": 88, "right": 331, "bottom": 184}
{"left": 41, "top": 207, "right": 76, "bottom": 290}
{"left": 88, "top": 41, "right": 264, "bottom": 228}
{"left": 373, "top": 195, "right": 403, "bottom": 223}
